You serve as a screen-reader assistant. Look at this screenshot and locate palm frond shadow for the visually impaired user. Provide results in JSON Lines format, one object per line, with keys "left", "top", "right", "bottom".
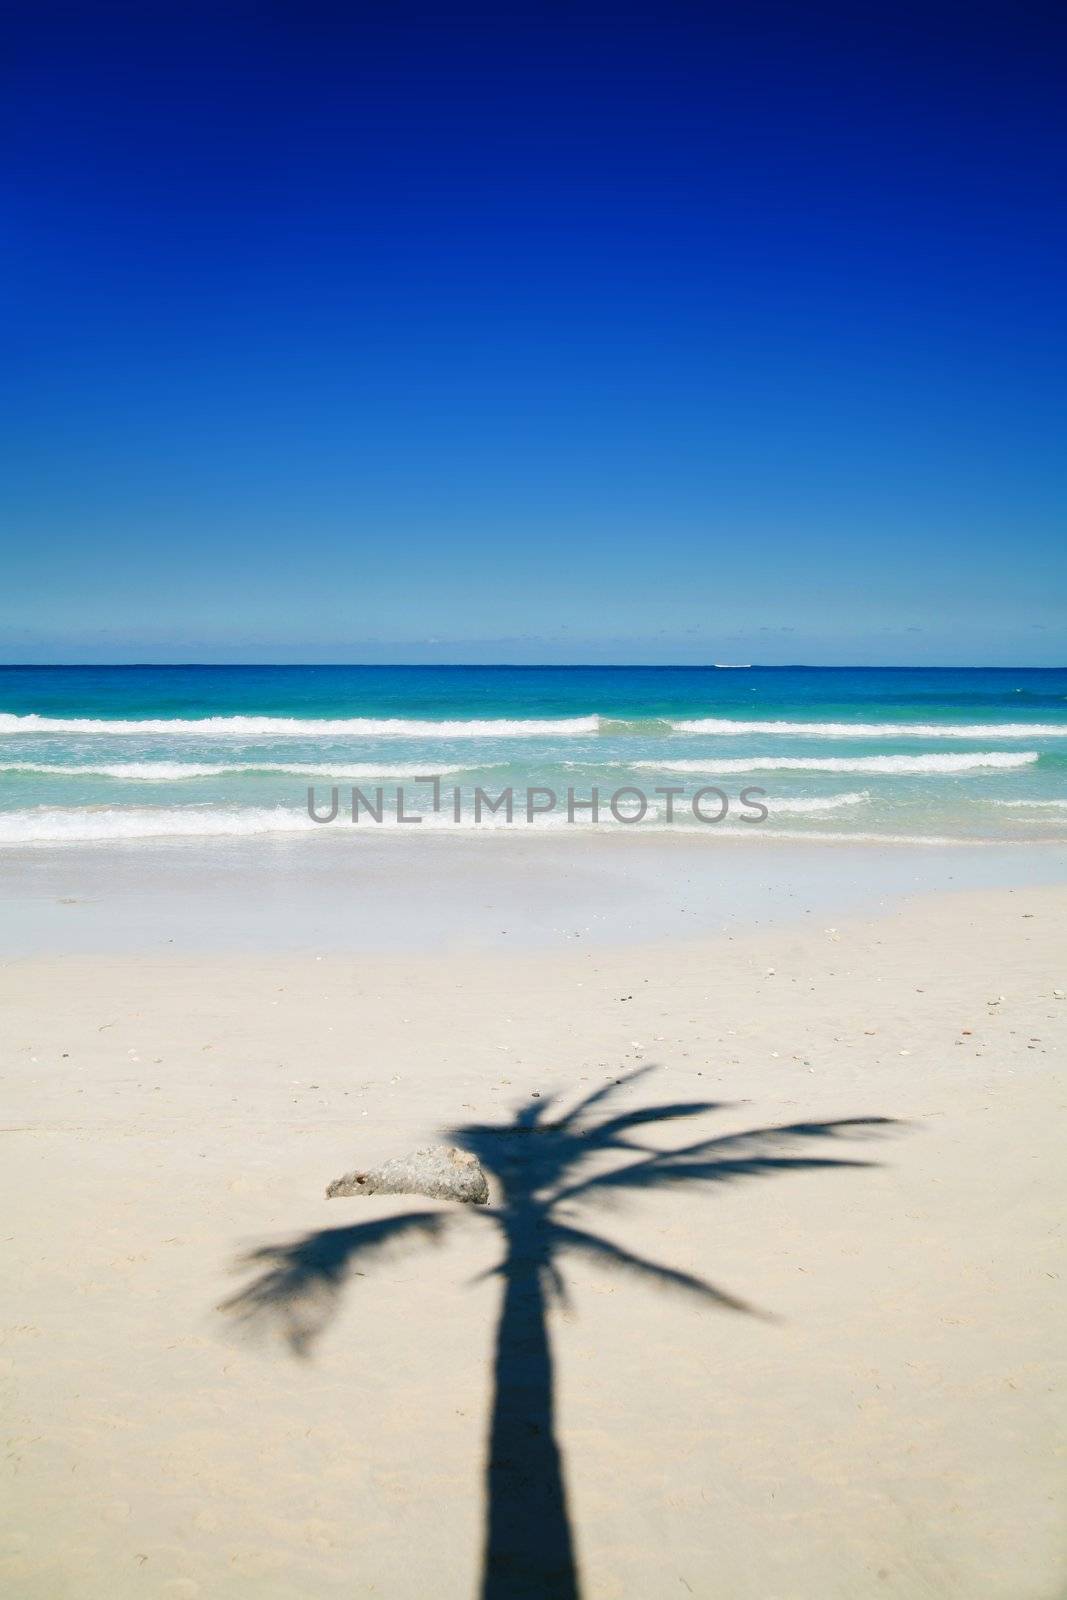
{"left": 220, "top": 1211, "right": 449, "bottom": 1358}
{"left": 220, "top": 1067, "right": 901, "bottom": 1599}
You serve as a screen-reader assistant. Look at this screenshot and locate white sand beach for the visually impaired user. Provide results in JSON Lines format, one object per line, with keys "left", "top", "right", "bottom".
{"left": 1, "top": 860, "right": 1064, "bottom": 1598}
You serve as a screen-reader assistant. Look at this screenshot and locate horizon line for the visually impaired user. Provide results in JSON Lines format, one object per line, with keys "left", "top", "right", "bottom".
{"left": 0, "top": 661, "right": 1065, "bottom": 673}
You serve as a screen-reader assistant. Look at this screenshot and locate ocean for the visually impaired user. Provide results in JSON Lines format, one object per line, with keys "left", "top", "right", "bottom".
{"left": 1, "top": 664, "right": 1065, "bottom": 846}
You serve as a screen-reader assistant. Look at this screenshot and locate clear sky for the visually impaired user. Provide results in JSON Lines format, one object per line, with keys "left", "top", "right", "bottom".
{"left": 4, "top": 3, "right": 1066, "bottom": 664}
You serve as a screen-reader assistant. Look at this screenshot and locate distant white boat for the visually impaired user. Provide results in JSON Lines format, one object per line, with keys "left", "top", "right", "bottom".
{"left": 713, "top": 662, "right": 751, "bottom": 668}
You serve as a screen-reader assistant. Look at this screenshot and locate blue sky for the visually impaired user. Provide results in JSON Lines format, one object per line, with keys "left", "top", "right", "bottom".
{"left": 4, "top": 3, "right": 1066, "bottom": 664}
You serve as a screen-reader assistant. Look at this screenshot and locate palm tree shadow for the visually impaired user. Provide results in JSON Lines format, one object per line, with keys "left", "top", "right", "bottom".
{"left": 220, "top": 1067, "right": 900, "bottom": 1598}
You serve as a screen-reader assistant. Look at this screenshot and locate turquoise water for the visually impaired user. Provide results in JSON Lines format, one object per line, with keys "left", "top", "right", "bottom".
{"left": 1, "top": 664, "right": 1065, "bottom": 844}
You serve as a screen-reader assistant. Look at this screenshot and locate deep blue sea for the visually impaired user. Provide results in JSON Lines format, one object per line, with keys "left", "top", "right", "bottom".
{"left": 1, "top": 664, "right": 1065, "bottom": 844}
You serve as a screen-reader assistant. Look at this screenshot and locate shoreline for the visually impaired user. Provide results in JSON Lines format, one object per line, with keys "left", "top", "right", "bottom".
{"left": 2, "top": 830, "right": 1065, "bottom": 958}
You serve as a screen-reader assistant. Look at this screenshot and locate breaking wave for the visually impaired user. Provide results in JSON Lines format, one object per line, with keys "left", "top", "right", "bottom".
{"left": 0, "top": 713, "right": 600, "bottom": 738}
{"left": 669, "top": 719, "right": 1066, "bottom": 739}
{"left": 626, "top": 752, "right": 1039, "bottom": 774}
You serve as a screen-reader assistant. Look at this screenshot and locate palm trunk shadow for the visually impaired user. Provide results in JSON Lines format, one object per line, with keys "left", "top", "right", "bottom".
{"left": 219, "top": 1077, "right": 901, "bottom": 1600}
{"left": 482, "top": 1225, "right": 579, "bottom": 1600}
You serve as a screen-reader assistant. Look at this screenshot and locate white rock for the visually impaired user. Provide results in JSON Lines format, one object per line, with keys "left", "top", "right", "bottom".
{"left": 327, "top": 1144, "right": 489, "bottom": 1205}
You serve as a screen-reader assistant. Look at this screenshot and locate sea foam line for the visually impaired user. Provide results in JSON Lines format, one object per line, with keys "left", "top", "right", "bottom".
{"left": 990, "top": 797, "right": 1067, "bottom": 809}
{"left": 626, "top": 752, "right": 1039, "bottom": 774}
{"left": 0, "top": 761, "right": 480, "bottom": 781}
{"left": 0, "top": 806, "right": 321, "bottom": 844}
{"left": 669, "top": 718, "right": 1066, "bottom": 739}
{"left": 767, "top": 792, "right": 868, "bottom": 813}
{"left": 0, "top": 804, "right": 992, "bottom": 848}
{"left": 0, "top": 789, "right": 871, "bottom": 844}
{"left": 0, "top": 713, "right": 598, "bottom": 738}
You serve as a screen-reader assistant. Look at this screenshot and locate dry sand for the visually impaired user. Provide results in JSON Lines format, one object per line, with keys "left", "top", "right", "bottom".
{"left": 1, "top": 881, "right": 1065, "bottom": 1598}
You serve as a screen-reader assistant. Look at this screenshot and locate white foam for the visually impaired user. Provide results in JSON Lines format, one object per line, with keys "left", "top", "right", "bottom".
{"left": 0, "top": 802, "right": 1023, "bottom": 848}
{"left": 0, "top": 806, "right": 985, "bottom": 848}
{"left": 627, "top": 752, "right": 1039, "bottom": 774}
{"left": 716, "top": 829, "right": 974, "bottom": 846}
{"left": 0, "top": 713, "right": 598, "bottom": 738}
{"left": 990, "top": 797, "right": 1067, "bottom": 809}
{"left": 670, "top": 719, "right": 1066, "bottom": 739}
{"left": 0, "top": 803, "right": 682, "bottom": 844}
{"left": 0, "top": 806, "right": 320, "bottom": 844}
{"left": 766, "top": 792, "right": 868, "bottom": 813}
{"left": 0, "top": 761, "right": 477, "bottom": 781}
